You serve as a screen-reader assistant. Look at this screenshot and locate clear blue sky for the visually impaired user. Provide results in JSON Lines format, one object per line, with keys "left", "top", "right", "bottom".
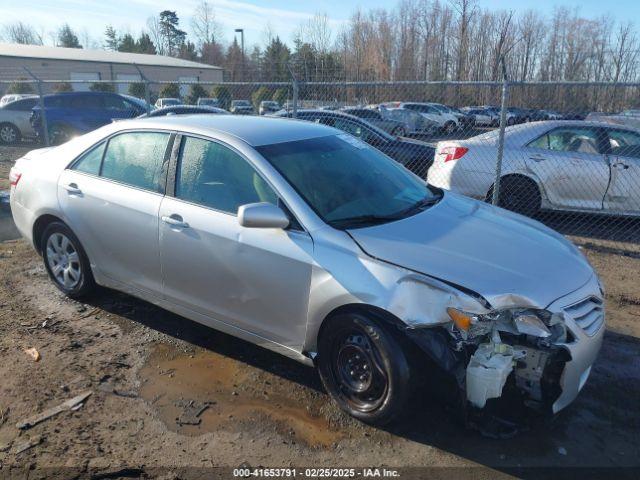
{"left": 1, "top": 0, "right": 639, "bottom": 49}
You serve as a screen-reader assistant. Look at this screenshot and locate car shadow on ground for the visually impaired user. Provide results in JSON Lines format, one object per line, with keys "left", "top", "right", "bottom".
{"left": 84, "top": 287, "right": 640, "bottom": 477}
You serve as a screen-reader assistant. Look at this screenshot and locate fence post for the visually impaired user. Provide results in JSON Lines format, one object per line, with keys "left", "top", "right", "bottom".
{"left": 292, "top": 79, "right": 299, "bottom": 118}
{"left": 134, "top": 64, "right": 151, "bottom": 115}
{"left": 24, "top": 68, "right": 49, "bottom": 147}
{"left": 492, "top": 58, "right": 509, "bottom": 206}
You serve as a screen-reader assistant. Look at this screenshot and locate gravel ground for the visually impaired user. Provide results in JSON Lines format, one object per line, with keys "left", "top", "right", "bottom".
{"left": 0, "top": 145, "right": 639, "bottom": 478}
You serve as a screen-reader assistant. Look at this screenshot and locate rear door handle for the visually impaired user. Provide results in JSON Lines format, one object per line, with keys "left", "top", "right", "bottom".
{"left": 63, "top": 183, "right": 82, "bottom": 195}
{"left": 162, "top": 214, "right": 189, "bottom": 229}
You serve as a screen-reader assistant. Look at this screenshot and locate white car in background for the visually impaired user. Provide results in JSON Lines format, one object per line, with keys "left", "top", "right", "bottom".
{"left": 387, "top": 102, "right": 459, "bottom": 133}
{"left": 0, "top": 94, "right": 37, "bottom": 108}
{"left": 427, "top": 121, "right": 640, "bottom": 217}
{"left": 154, "top": 98, "right": 181, "bottom": 108}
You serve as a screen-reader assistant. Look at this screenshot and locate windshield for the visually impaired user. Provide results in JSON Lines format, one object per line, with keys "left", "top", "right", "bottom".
{"left": 257, "top": 134, "right": 439, "bottom": 228}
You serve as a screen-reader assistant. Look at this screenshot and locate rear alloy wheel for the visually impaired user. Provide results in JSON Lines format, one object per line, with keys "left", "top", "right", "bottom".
{"left": 317, "top": 313, "right": 411, "bottom": 426}
{"left": 42, "top": 222, "right": 95, "bottom": 298}
{"left": 0, "top": 123, "right": 20, "bottom": 144}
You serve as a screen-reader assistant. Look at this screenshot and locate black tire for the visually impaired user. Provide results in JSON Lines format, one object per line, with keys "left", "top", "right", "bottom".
{"left": 0, "top": 123, "right": 21, "bottom": 145}
{"left": 41, "top": 222, "right": 95, "bottom": 299}
{"left": 488, "top": 176, "right": 541, "bottom": 217}
{"left": 507, "top": 117, "right": 515, "bottom": 126}
{"left": 391, "top": 125, "right": 407, "bottom": 137}
{"left": 317, "top": 312, "right": 411, "bottom": 426}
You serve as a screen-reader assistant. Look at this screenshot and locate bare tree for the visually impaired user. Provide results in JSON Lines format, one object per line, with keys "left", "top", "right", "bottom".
{"left": 146, "top": 16, "right": 164, "bottom": 55}
{"left": 1, "top": 21, "right": 43, "bottom": 45}
{"left": 449, "top": 0, "right": 477, "bottom": 81}
{"left": 190, "top": 1, "right": 222, "bottom": 49}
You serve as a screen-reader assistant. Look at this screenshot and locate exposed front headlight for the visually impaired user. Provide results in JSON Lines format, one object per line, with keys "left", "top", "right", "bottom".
{"left": 512, "top": 313, "right": 551, "bottom": 337}
{"left": 447, "top": 307, "right": 560, "bottom": 341}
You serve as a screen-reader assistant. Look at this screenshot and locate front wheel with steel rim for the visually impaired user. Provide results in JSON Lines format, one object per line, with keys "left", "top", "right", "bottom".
{"left": 317, "top": 313, "right": 412, "bottom": 425}
{"left": 0, "top": 123, "right": 20, "bottom": 145}
{"left": 42, "top": 222, "right": 95, "bottom": 298}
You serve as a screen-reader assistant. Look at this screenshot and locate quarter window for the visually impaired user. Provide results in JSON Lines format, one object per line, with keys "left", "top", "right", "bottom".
{"left": 72, "top": 142, "right": 106, "bottom": 175}
{"left": 176, "top": 137, "right": 277, "bottom": 214}
{"left": 101, "top": 132, "right": 169, "bottom": 192}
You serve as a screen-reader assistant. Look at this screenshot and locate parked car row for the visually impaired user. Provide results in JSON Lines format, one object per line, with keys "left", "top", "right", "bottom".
{"left": 272, "top": 109, "right": 436, "bottom": 178}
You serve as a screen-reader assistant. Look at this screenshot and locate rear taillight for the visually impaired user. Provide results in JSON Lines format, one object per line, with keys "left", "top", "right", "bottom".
{"left": 441, "top": 146, "right": 468, "bottom": 162}
{"left": 9, "top": 168, "right": 22, "bottom": 187}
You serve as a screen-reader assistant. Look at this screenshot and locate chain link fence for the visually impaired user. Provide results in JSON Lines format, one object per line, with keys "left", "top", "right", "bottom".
{"left": 1, "top": 70, "right": 639, "bottom": 256}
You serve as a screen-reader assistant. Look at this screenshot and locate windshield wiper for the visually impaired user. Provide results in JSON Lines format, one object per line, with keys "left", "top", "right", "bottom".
{"left": 329, "top": 192, "right": 443, "bottom": 230}
{"left": 328, "top": 214, "right": 401, "bottom": 229}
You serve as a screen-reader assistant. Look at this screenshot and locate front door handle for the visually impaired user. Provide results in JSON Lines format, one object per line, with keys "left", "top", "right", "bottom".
{"left": 63, "top": 183, "right": 82, "bottom": 195}
{"left": 613, "top": 163, "right": 630, "bottom": 170}
{"left": 162, "top": 214, "right": 189, "bottom": 229}
{"left": 528, "top": 155, "right": 546, "bottom": 162}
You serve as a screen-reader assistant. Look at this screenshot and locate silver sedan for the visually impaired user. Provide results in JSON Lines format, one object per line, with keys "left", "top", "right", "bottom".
{"left": 428, "top": 120, "right": 640, "bottom": 217}
{"left": 10, "top": 116, "right": 603, "bottom": 427}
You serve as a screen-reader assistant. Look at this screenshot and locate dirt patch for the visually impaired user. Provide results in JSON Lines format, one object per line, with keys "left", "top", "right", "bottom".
{"left": 139, "top": 343, "right": 343, "bottom": 447}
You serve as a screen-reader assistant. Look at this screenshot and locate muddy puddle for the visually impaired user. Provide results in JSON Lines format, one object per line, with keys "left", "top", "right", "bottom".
{"left": 139, "top": 343, "right": 344, "bottom": 448}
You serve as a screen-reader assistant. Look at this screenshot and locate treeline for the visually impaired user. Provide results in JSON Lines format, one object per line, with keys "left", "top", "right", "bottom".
{"left": 2, "top": 0, "right": 639, "bottom": 84}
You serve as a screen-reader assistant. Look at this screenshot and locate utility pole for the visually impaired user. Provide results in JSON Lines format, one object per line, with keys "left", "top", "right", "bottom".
{"left": 235, "top": 28, "right": 245, "bottom": 80}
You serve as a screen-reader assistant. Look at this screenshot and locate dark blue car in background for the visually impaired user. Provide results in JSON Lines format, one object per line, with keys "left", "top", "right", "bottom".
{"left": 31, "top": 92, "right": 147, "bottom": 144}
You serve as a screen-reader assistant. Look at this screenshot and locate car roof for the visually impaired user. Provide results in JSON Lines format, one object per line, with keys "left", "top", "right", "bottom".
{"left": 511, "top": 120, "right": 640, "bottom": 132}
{"left": 43, "top": 91, "right": 120, "bottom": 98}
{"left": 116, "top": 114, "right": 337, "bottom": 146}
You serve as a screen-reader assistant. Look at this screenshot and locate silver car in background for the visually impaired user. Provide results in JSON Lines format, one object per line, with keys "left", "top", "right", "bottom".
{"left": 428, "top": 121, "right": 640, "bottom": 217}
{"left": 10, "top": 116, "right": 603, "bottom": 429}
{"left": 0, "top": 96, "right": 39, "bottom": 144}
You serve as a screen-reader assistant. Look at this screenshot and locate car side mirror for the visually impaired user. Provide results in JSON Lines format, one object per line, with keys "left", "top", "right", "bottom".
{"left": 238, "top": 202, "right": 290, "bottom": 229}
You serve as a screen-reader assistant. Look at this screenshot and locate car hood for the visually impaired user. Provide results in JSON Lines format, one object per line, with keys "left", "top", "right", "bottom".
{"left": 348, "top": 192, "right": 594, "bottom": 309}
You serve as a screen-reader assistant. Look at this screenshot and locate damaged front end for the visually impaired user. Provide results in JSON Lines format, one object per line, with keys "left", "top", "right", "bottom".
{"left": 406, "top": 284, "right": 604, "bottom": 435}
{"left": 448, "top": 307, "right": 570, "bottom": 412}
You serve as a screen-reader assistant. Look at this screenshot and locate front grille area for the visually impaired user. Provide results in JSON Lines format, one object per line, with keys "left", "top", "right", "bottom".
{"left": 563, "top": 296, "right": 605, "bottom": 337}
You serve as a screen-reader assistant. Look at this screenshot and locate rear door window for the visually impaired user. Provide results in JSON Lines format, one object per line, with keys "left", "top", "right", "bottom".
{"left": 101, "top": 132, "right": 170, "bottom": 192}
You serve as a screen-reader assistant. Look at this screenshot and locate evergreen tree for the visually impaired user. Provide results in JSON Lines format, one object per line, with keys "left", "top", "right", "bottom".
{"left": 159, "top": 11, "right": 186, "bottom": 56}
{"left": 159, "top": 83, "right": 180, "bottom": 99}
{"left": 136, "top": 33, "right": 156, "bottom": 54}
{"left": 186, "top": 84, "right": 208, "bottom": 104}
{"left": 118, "top": 34, "right": 137, "bottom": 53}
{"left": 57, "top": 24, "right": 82, "bottom": 48}
{"left": 104, "top": 25, "right": 118, "bottom": 51}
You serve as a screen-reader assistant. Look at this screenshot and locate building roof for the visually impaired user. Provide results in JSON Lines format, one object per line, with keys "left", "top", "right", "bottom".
{"left": 0, "top": 43, "right": 221, "bottom": 70}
